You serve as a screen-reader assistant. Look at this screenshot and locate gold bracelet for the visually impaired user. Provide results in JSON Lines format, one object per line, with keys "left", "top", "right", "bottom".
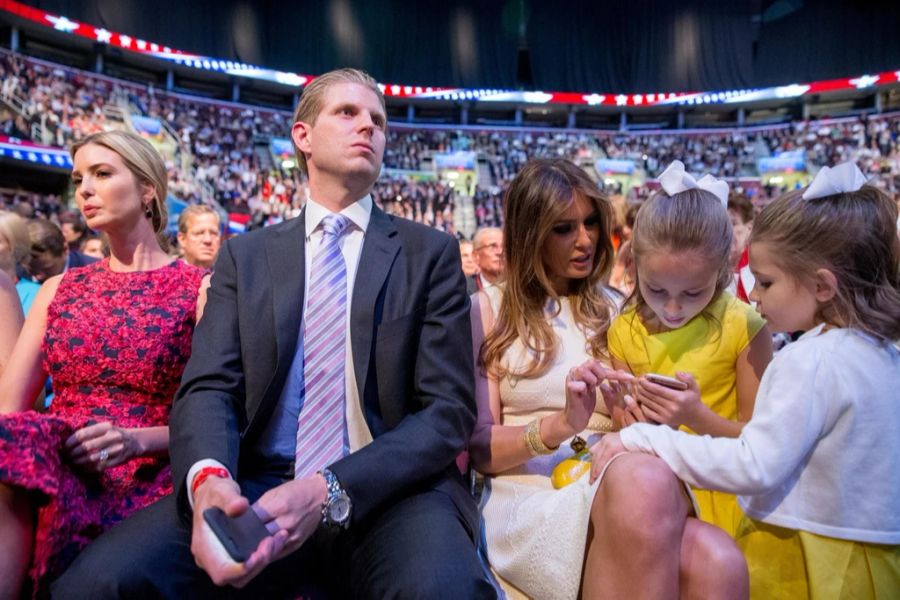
{"left": 524, "top": 418, "right": 559, "bottom": 456}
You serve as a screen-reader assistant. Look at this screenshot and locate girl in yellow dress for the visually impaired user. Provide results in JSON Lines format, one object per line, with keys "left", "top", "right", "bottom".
{"left": 606, "top": 160, "right": 773, "bottom": 537}
{"left": 594, "top": 161, "right": 900, "bottom": 599}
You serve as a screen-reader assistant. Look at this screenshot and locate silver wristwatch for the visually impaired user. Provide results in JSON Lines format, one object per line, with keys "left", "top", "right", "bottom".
{"left": 320, "top": 468, "right": 352, "bottom": 529}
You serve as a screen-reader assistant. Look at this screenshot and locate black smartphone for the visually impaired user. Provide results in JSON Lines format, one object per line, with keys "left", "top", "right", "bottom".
{"left": 203, "top": 507, "right": 270, "bottom": 563}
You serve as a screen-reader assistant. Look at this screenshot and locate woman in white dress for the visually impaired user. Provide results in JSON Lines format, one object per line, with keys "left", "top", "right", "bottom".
{"left": 469, "top": 158, "right": 747, "bottom": 599}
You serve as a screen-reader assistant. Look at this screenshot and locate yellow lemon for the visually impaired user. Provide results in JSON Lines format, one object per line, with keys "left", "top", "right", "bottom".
{"left": 551, "top": 449, "right": 591, "bottom": 489}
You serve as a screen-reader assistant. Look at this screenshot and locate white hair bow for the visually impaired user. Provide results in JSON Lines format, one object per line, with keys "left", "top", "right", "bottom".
{"left": 802, "top": 162, "right": 868, "bottom": 200}
{"left": 658, "top": 160, "right": 729, "bottom": 207}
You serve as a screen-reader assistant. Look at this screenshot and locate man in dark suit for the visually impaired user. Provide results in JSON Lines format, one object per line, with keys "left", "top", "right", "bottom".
{"left": 54, "top": 68, "right": 494, "bottom": 598}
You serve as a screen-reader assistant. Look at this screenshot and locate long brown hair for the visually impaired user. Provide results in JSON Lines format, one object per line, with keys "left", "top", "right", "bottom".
{"left": 751, "top": 186, "right": 900, "bottom": 342}
{"left": 480, "top": 159, "right": 617, "bottom": 379}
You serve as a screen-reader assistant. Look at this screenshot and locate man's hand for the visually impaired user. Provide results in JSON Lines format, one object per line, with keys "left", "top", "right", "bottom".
{"left": 191, "top": 476, "right": 288, "bottom": 588}
{"left": 251, "top": 474, "right": 329, "bottom": 563}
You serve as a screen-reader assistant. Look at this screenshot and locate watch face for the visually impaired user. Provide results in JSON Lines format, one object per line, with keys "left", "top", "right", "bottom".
{"left": 328, "top": 494, "right": 351, "bottom": 523}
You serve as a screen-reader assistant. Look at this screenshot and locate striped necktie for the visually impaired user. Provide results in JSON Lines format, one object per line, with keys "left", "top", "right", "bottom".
{"left": 295, "top": 213, "right": 350, "bottom": 478}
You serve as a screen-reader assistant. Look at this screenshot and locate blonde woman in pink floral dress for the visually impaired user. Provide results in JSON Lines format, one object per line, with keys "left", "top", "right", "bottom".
{"left": 0, "top": 131, "right": 206, "bottom": 598}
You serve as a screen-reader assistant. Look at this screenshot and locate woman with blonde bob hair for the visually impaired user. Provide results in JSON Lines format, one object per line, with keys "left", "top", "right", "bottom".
{"left": 0, "top": 130, "right": 205, "bottom": 597}
{"left": 0, "top": 210, "right": 41, "bottom": 315}
{"left": 469, "top": 158, "right": 747, "bottom": 599}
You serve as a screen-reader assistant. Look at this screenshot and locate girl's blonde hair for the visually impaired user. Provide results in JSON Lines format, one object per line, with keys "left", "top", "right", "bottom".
{"left": 627, "top": 187, "right": 733, "bottom": 321}
{"left": 480, "top": 158, "right": 617, "bottom": 379}
{"left": 751, "top": 186, "right": 900, "bottom": 342}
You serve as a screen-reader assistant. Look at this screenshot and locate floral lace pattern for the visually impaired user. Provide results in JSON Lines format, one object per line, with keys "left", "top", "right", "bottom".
{"left": 0, "top": 259, "right": 203, "bottom": 596}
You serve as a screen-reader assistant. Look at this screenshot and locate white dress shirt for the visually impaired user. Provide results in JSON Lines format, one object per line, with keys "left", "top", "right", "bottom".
{"left": 188, "top": 196, "right": 375, "bottom": 505}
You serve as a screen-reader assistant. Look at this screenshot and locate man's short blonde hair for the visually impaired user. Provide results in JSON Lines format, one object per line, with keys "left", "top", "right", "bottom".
{"left": 291, "top": 68, "right": 385, "bottom": 174}
{"left": 177, "top": 204, "right": 220, "bottom": 234}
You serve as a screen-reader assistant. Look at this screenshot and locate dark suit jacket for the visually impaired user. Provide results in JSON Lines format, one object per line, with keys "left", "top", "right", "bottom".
{"left": 170, "top": 205, "right": 477, "bottom": 529}
{"left": 465, "top": 275, "right": 480, "bottom": 295}
{"left": 67, "top": 251, "right": 98, "bottom": 269}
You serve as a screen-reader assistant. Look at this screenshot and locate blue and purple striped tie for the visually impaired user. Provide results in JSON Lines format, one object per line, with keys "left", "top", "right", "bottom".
{"left": 295, "top": 213, "right": 350, "bottom": 479}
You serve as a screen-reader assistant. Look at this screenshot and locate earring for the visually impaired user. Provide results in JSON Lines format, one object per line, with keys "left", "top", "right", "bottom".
{"left": 144, "top": 204, "right": 153, "bottom": 219}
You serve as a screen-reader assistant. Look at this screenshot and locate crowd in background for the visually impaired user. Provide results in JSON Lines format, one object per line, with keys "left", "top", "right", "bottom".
{"left": 2, "top": 50, "right": 900, "bottom": 245}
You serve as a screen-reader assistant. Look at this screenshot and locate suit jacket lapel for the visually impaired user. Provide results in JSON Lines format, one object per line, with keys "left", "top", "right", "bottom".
{"left": 351, "top": 206, "right": 399, "bottom": 400}
{"left": 264, "top": 212, "right": 306, "bottom": 380}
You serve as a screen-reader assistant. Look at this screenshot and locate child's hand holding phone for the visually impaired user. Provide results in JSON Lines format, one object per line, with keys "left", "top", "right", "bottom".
{"left": 636, "top": 371, "right": 702, "bottom": 429}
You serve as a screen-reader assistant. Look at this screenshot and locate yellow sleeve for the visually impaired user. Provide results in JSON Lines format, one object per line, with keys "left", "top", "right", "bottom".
{"left": 607, "top": 309, "right": 634, "bottom": 364}
{"left": 723, "top": 294, "right": 766, "bottom": 356}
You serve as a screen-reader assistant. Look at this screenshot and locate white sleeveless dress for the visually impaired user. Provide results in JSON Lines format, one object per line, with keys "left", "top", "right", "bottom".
{"left": 479, "top": 286, "right": 614, "bottom": 600}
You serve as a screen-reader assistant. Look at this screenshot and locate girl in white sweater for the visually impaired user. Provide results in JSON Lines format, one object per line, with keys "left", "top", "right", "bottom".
{"left": 593, "top": 162, "right": 900, "bottom": 599}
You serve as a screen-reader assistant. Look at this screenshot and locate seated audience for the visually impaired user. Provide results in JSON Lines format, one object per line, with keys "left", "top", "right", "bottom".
{"left": 78, "top": 234, "right": 105, "bottom": 259}
{"left": 0, "top": 211, "right": 41, "bottom": 315}
{"left": 0, "top": 130, "right": 205, "bottom": 597}
{"left": 58, "top": 212, "right": 89, "bottom": 253}
{"left": 468, "top": 226, "right": 504, "bottom": 293}
{"left": 0, "top": 270, "right": 23, "bottom": 378}
{"left": 176, "top": 204, "right": 221, "bottom": 269}
{"left": 459, "top": 238, "right": 478, "bottom": 277}
{"left": 25, "top": 219, "right": 97, "bottom": 283}
{"left": 51, "top": 67, "right": 492, "bottom": 599}
{"left": 594, "top": 163, "right": 900, "bottom": 599}
{"left": 727, "top": 193, "right": 756, "bottom": 304}
{"left": 470, "top": 158, "right": 747, "bottom": 599}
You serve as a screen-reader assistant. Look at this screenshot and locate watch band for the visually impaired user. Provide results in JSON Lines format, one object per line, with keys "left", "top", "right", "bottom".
{"left": 319, "top": 468, "right": 351, "bottom": 529}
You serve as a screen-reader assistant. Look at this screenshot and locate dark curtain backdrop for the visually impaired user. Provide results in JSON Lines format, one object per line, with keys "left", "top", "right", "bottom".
{"left": 21, "top": 0, "right": 519, "bottom": 88}
{"left": 754, "top": 0, "right": 900, "bottom": 87}
{"left": 17, "top": 0, "right": 900, "bottom": 92}
{"left": 526, "top": 0, "right": 756, "bottom": 93}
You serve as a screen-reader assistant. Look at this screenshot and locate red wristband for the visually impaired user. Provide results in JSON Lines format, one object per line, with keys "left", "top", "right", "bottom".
{"left": 191, "top": 466, "right": 230, "bottom": 496}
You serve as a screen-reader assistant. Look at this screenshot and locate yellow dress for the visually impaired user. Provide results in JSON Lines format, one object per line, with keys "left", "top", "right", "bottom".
{"left": 736, "top": 517, "right": 900, "bottom": 599}
{"left": 607, "top": 292, "right": 765, "bottom": 537}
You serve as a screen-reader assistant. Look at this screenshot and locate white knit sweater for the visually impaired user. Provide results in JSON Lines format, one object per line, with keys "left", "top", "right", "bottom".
{"left": 621, "top": 325, "right": 900, "bottom": 544}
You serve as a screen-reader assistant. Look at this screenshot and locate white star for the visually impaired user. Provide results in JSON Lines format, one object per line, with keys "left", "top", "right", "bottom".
{"left": 523, "top": 92, "right": 553, "bottom": 104}
{"left": 646, "top": 93, "right": 655, "bottom": 102}
{"left": 849, "top": 74, "right": 878, "bottom": 89}
{"left": 582, "top": 94, "right": 605, "bottom": 106}
{"left": 633, "top": 94, "right": 643, "bottom": 105}
{"left": 119, "top": 35, "right": 132, "bottom": 47}
{"left": 47, "top": 16, "right": 78, "bottom": 33}
{"left": 136, "top": 39, "right": 147, "bottom": 50}
{"left": 775, "top": 84, "right": 809, "bottom": 98}
{"left": 95, "top": 28, "right": 112, "bottom": 43}
{"left": 615, "top": 94, "right": 628, "bottom": 106}
{"left": 150, "top": 43, "right": 159, "bottom": 52}
{"left": 390, "top": 85, "right": 401, "bottom": 95}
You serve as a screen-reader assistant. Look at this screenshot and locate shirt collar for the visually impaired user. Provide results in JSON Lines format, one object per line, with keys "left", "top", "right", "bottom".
{"left": 305, "top": 195, "right": 372, "bottom": 240}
